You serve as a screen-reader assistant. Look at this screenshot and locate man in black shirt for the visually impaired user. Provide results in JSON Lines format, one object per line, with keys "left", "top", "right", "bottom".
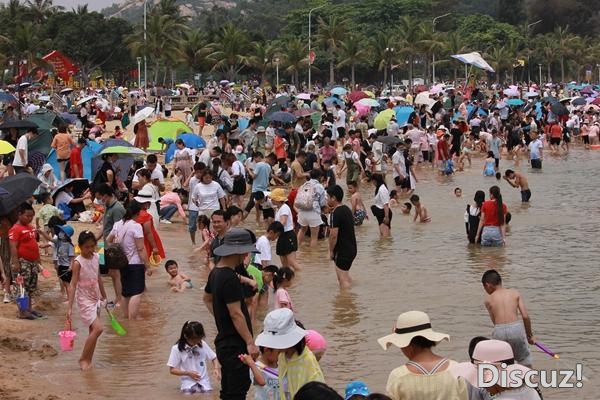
{"left": 204, "top": 228, "right": 259, "bottom": 399}
{"left": 327, "top": 185, "right": 357, "bottom": 289}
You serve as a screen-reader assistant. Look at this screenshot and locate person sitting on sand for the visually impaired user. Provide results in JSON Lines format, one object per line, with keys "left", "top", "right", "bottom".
{"left": 165, "top": 260, "right": 192, "bottom": 292}
{"left": 481, "top": 269, "right": 536, "bottom": 368}
{"left": 503, "top": 169, "right": 531, "bottom": 203}
{"left": 409, "top": 195, "right": 430, "bottom": 223}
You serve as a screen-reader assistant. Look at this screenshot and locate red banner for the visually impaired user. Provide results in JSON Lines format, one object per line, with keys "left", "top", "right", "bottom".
{"left": 42, "top": 50, "right": 78, "bottom": 81}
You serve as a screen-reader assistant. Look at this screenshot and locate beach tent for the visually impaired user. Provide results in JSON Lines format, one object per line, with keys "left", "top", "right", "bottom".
{"left": 27, "top": 109, "right": 67, "bottom": 156}
{"left": 147, "top": 119, "right": 193, "bottom": 151}
{"left": 46, "top": 139, "right": 101, "bottom": 181}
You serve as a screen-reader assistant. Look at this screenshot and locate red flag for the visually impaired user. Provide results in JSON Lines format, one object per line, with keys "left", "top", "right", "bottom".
{"left": 42, "top": 50, "right": 78, "bottom": 81}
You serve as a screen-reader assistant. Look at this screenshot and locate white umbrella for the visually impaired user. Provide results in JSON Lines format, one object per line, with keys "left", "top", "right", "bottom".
{"left": 357, "top": 98, "right": 380, "bottom": 107}
{"left": 76, "top": 95, "right": 97, "bottom": 106}
{"left": 429, "top": 84, "right": 444, "bottom": 94}
{"left": 131, "top": 106, "right": 154, "bottom": 126}
{"left": 503, "top": 88, "right": 519, "bottom": 97}
{"left": 176, "top": 83, "right": 191, "bottom": 90}
{"left": 296, "top": 93, "right": 312, "bottom": 100}
{"left": 415, "top": 91, "right": 432, "bottom": 105}
{"left": 60, "top": 88, "right": 73, "bottom": 95}
{"left": 525, "top": 91, "right": 539, "bottom": 98}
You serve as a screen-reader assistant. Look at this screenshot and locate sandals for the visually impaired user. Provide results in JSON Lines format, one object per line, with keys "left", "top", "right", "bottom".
{"left": 17, "top": 313, "right": 36, "bottom": 320}
{"left": 30, "top": 310, "right": 44, "bottom": 318}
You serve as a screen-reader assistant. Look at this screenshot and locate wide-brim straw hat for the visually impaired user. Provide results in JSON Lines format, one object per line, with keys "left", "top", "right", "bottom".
{"left": 183, "top": 107, "right": 192, "bottom": 113}
{"left": 270, "top": 188, "right": 288, "bottom": 202}
{"left": 378, "top": 311, "right": 449, "bottom": 350}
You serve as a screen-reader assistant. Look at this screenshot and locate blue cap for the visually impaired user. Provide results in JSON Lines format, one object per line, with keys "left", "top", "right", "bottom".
{"left": 345, "top": 381, "right": 369, "bottom": 400}
{"left": 58, "top": 224, "right": 74, "bottom": 238}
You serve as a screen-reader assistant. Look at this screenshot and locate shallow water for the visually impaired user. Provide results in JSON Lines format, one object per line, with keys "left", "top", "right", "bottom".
{"left": 35, "top": 150, "right": 599, "bottom": 399}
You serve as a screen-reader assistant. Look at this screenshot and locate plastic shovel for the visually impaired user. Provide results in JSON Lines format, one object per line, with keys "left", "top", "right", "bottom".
{"left": 105, "top": 305, "right": 127, "bottom": 336}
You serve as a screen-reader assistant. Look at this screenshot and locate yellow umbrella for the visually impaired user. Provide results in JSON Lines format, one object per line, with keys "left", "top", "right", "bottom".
{"left": 0, "top": 140, "right": 15, "bottom": 155}
{"left": 363, "top": 90, "right": 376, "bottom": 98}
{"left": 374, "top": 109, "right": 396, "bottom": 130}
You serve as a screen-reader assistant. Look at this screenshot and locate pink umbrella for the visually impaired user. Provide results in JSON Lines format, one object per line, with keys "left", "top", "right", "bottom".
{"left": 355, "top": 103, "right": 370, "bottom": 117}
{"left": 429, "top": 84, "right": 444, "bottom": 94}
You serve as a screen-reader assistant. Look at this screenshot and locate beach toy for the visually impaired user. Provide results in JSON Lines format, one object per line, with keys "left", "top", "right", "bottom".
{"left": 149, "top": 253, "right": 162, "bottom": 266}
{"left": 535, "top": 341, "right": 560, "bottom": 359}
{"left": 40, "top": 267, "right": 52, "bottom": 278}
{"left": 75, "top": 245, "right": 81, "bottom": 254}
{"left": 106, "top": 305, "right": 126, "bottom": 336}
{"left": 16, "top": 295, "right": 29, "bottom": 312}
{"left": 58, "top": 318, "right": 77, "bottom": 351}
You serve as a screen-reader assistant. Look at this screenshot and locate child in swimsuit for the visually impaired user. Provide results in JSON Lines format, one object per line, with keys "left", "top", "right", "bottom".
{"left": 347, "top": 181, "right": 368, "bottom": 226}
{"left": 410, "top": 194, "right": 431, "bottom": 223}
{"left": 165, "top": 260, "right": 192, "bottom": 292}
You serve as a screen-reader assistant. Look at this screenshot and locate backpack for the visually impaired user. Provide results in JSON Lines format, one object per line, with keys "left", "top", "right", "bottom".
{"left": 295, "top": 181, "right": 316, "bottom": 211}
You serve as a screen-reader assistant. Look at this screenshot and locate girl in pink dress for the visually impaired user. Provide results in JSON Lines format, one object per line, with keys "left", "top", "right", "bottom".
{"left": 67, "top": 231, "right": 107, "bottom": 370}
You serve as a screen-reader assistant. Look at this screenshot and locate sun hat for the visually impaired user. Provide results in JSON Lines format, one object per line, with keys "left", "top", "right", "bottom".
{"left": 305, "top": 329, "right": 327, "bottom": 352}
{"left": 378, "top": 311, "right": 449, "bottom": 350}
{"left": 57, "top": 224, "right": 74, "bottom": 238}
{"left": 212, "top": 227, "right": 259, "bottom": 257}
{"left": 94, "top": 118, "right": 103, "bottom": 125}
{"left": 133, "top": 186, "right": 157, "bottom": 204}
{"left": 255, "top": 308, "right": 306, "bottom": 349}
{"left": 183, "top": 107, "right": 192, "bottom": 113}
{"left": 344, "top": 381, "right": 370, "bottom": 400}
{"left": 270, "top": 188, "right": 288, "bottom": 202}
{"left": 449, "top": 339, "right": 531, "bottom": 388}
{"left": 257, "top": 126, "right": 266, "bottom": 133}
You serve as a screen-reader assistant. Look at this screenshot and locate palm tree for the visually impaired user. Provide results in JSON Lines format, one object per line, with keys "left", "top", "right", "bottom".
{"left": 552, "top": 26, "right": 578, "bottom": 83}
{"left": 441, "top": 32, "right": 470, "bottom": 82}
{"left": 281, "top": 38, "right": 307, "bottom": 86}
{"left": 370, "top": 32, "right": 396, "bottom": 87}
{"left": 25, "top": 0, "right": 62, "bottom": 24}
{"left": 417, "top": 24, "right": 445, "bottom": 84}
{"left": 535, "top": 34, "right": 559, "bottom": 83}
{"left": 316, "top": 15, "right": 348, "bottom": 85}
{"left": 206, "top": 23, "right": 251, "bottom": 81}
{"left": 485, "top": 46, "right": 512, "bottom": 83}
{"left": 176, "top": 28, "right": 209, "bottom": 82}
{"left": 396, "top": 16, "right": 423, "bottom": 90}
{"left": 337, "top": 34, "right": 370, "bottom": 88}
{"left": 247, "top": 42, "right": 277, "bottom": 87}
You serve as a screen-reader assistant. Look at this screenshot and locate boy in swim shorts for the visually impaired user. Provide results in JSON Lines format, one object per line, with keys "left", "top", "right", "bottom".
{"left": 482, "top": 269, "right": 536, "bottom": 367}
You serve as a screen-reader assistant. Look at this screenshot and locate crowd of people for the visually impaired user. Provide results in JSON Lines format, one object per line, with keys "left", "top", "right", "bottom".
{"left": 1, "top": 77, "right": 593, "bottom": 399}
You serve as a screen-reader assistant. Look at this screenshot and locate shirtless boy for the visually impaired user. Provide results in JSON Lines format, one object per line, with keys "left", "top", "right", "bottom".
{"left": 504, "top": 169, "right": 531, "bottom": 202}
{"left": 165, "top": 260, "right": 192, "bottom": 292}
{"left": 482, "top": 269, "right": 536, "bottom": 367}
{"left": 409, "top": 194, "right": 431, "bottom": 223}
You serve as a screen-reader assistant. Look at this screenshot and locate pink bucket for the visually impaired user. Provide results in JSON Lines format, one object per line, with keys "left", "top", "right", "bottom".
{"left": 58, "top": 330, "right": 77, "bottom": 351}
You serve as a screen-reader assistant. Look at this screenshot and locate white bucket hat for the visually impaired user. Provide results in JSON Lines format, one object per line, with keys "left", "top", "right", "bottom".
{"left": 378, "top": 311, "right": 449, "bottom": 350}
{"left": 255, "top": 308, "right": 306, "bottom": 349}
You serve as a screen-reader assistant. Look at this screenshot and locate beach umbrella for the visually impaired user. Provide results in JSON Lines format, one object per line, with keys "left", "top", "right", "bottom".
{"left": 414, "top": 91, "right": 432, "bottom": 105}
{"left": 584, "top": 104, "right": 600, "bottom": 112}
{"left": 176, "top": 83, "right": 191, "bottom": 90}
{"left": 354, "top": 103, "right": 370, "bottom": 117}
{"left": 550, "top": 102, "right": 568, "bottom": 116}
{"left": 0, "top": 140, "right": 15, "bottom": 154}
{"left": 271, "top": 95, "right": 292, "bottom": 107}
{"left": 357, "top": 98, "right": 380, "bottom": 107}
{"left": 376, "top": 135, "right": 403, "bottom": 146}
{"left": 18, "top": 82, "right": 31, "bottom": 90}
{"left": 507, "top": 99, "right": 524, "bottom": 106}
{"left": 51, "top": 178, "right": 89, "bottom": 200}
{"left": 429, "top": 84, "right": 444, "bottom": 94}
{"left": 267, "top": 111, "right": 296, "bottom": 123}
{"left": 374, "top": 109, "right": 396, "bottom": 130}
{"left": 0, "top": 173, "right": 41, "bottom": 215}
{"left": 393, "top": 96, "right": 407, "bottom": 102}
{"left": 219, "top": 80, "right": 229, "bottom": 85}
{"left": 0, "top": 120, "right": 38, "bottom": 130}
{"left": 330, "top": 87, "right": 347, "bottom": 96}
{"left": 540, "top": 96, "right": 558, "bottom": 103}
{"left": 76, "top": 96, "right": 97, "bottom": 106}
{"left": 131, "top": 106, "right": 154, "bottom": 126}
{"left": 571, "top": 97, "right": 586, "bottom": 106}
{"left": 324, "top": 97, "right": 345, "bottom": 107}
{"left": 99, "top": 146, "right": 146, "bottom": 156}
{"left": 294, "top": 108, "right": 317, "bottom": 117}
{"left": 523, "top": 101, "right": 538, "bottom": 113}
{"left": 524, "top": 91, "right": 539, "bottom": 98}
{"left": 592, "top": 98, "right": 600, "bottom": 106}
{"left": 347, "top": 91, "right": 368, "bottom": 102}
{"left": 363, "top": 90, "right": 376, "bottom": 98}
{"left": 393, "top": 106, "right": 414, "bottom": 126}
{"left": 60, "top": 88, "right": 73, "bottom": 95}
{"left": 91, "top": 139, "right": 135, "bottom": 181}
{"left": 38, "top": 95, "right": 50, "bottom": 102}
{"left": 165, "top": 133, "right": 206, "bottom": 164}
{"left": 580, "top": 86, "right": 594, "bottom": 95}
{"left": 28, "top": 150, "right": 46, "bottom": 175}
{"left": 0, "top": 92, "right": 18, "bottom": 104}
{"left": 503, "top": 88, "right": 520, "bottom": 97}
{"left": 296, "top": 93, "right": 312, "bottom": 101}
{"left": 559, "top": 97, "right": 574, "bottom": 103}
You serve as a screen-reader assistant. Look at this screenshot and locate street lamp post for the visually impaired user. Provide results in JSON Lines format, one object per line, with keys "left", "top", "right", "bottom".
{"left": 597, "top": 64, "right": 600, "bottom": 84}
{"left": 143, "top": 0, "right": 148, "bottom": 91}
{"left": 308, "top": 4, "right": 325, "bottom": 92}
{"left": 432, "top": 13, "right": 451, "bottom": 84}
{"left": 386, "top": 47, "right": 394, "bottom": 93}
{"left": 526, "top": 20, "right": 542, "bottom": 83}
{"left": 136, "top": 57, "right": 142, "bottom": 88}
{"left": 274, "top": 57, "right": 280, "bottom": 89}
{"left": 538, "top": 64, "right": 542, "bottom": 85}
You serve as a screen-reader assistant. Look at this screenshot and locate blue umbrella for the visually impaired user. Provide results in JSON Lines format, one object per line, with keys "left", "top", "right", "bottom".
{"left": 507, "top": 99, "right": 524, "bottom": 106}
{"left": 393, "top": 106, "right": 414, "bottom": 126}
{"left": 330, "top": 87, "right": 347, "bottom": 96}
{"left": 59, "top": 112, "right": 78, "bottom": 124}
{"left": 0, "top": 92, "right": 18, "bottom": 104}
{"left": 165, "top": 133, "right": 206, "bottom": 164}
{"left": 267, "top": 111, "right": 296, "bottom": 123}
{"left": 324, "top": 97, "right": 345, "bottom": 107}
